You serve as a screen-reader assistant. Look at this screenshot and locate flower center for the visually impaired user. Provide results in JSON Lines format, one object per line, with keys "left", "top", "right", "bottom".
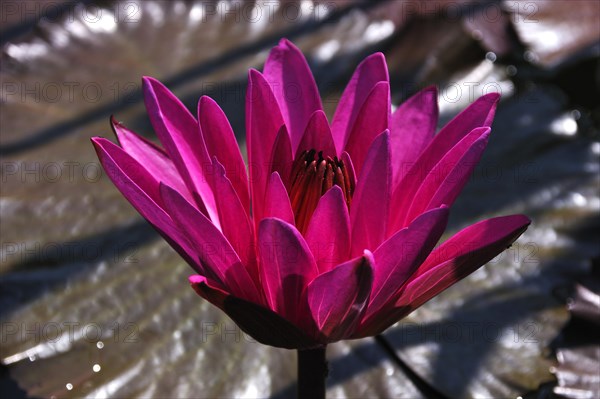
{"left": 289, "top": 149, "right": 354, "bottom": 233}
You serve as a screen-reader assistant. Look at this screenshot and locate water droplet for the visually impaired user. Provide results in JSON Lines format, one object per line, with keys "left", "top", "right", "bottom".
{"left": 550, "top": 114, "right": 577, "bottom": 136}
{"left": 28, "top": 355, "right": 37, "bottom": 362}
{"left": 96, "top": 341, "right": 104, "bottom": 349}
{"left": 485, "top": 52, "right": 497, "bottom": 62}
{"left": 506, "top": 65, "right": 517, "bottom": 76}
{"left": 524, "top": 50, "right": 538, "bottom": 63}
{"left": 66, "top": 383, "right": 73, "bottom": 390}
{"left": 93, "top": 364, "right": 101, "bottom": 373}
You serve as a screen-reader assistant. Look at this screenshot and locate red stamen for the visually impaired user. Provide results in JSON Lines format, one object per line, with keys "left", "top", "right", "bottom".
{"left": 289, "top": 150, "right": 355, "bottom": 233}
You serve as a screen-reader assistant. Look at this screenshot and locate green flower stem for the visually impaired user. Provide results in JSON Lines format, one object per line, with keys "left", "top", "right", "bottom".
{"left": 297, "top": 346, "right": 328, "bottom": 399}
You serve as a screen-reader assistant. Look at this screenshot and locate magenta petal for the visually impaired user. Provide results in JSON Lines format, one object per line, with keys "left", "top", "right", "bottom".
{"left": 258, "top": 218, "right": 318, "bottom": 326}
{"left": 307, "top": 252, "right": 374, "bottom": 341}
{"left": 403, "top": 127, "right": 491, "bottom": 225}
{"left": 305, "top": 186, "right": 351, "bottom": 273}
{"left": 416, "top": 214, "right": 531, "bottom": 278}
{"left": 295, "top": 110, "right": 336, "bottom": 159}
{"left": 161, "top": 184, "right": 261, "bottom": 303}
{"left": 331, "top": 53, "right": 388, "bottom": 154}
{"left": 392, "top": 215, "right": 530, "bottom": 316}
{"left": 390, "top": 86, "right": 438, "bottom": 187}
{"left": 365, "top": 206, "right": 449, "bottom": 319}
{"left": 350, "top": 131, "right": 392, "bottom": 256}
{"left": 263, "top": 38, "right": 323, "bottom": 152}
{"left": 427, "top": 92, "right": 499, "bottom": 167}
{"left": 388, "top": 119, "right": 496, "bottom": 233}
{"left": 343, "top": 81, "right": 391, "bottom": 175}
{"left": 142, "top": 77, "right": 219, "bottom": 227}
{"left": 264, "top": 172, "right": 295, "bottom": 225}
{"left": 246, "top": 69, "right": 285, "bottom": 223}
{"left": 210, "top": 158, "right": 257, "bottom": 280}
{"left": 268, "top": 125, "right": 293, "bottom": 190}
{"left": 198, "top": 96, "right": 250, "bottom": 214}
{"left": 91, "top": 138, "right": 197, "bottom": 270}
{"left": 358, "top": 214, "right": 530, "bottom": 337}
{"left": 111, "top": 117, "right": 194, "bottom": 204}
{"left": 389, "top": 94, "right": 498, "bottom": 232}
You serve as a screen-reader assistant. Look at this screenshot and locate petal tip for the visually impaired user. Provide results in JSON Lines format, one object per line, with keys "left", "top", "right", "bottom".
{"left": 188, "top": 275, "right": 205, "bottom": 285}
{"left": 141, "top": 75, "right": 160, "bottom": 88}
{"left": 482, "top": 91, "right": 501, "bottom": 104}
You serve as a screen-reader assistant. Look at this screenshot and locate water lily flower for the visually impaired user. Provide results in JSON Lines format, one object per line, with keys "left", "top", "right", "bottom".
{"left": 92, "top": 39, "right": 529, "bottom": 351}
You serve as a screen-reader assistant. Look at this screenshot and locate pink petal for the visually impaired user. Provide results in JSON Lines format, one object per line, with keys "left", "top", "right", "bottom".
{"left": 364, "top": 206, "right": 449, "bottom": 319}
{"left": 209, "top": 158, "right": 257, "bottom": 281}
{"left": 331, "top": 53, "right": 388, "bottom": 154}
{"left": 403, "top": 127, "right": 490, "bottom": 226}
{"left": 264, "top": 172, "right": 295, "bottom": 225}
{"left": 160, "top": 184, "right": 261, "bottom": 303}
{"left": 142, "top": 77, "right": 219, "bottom": 228}
{"left": 295, "top": 110, "right": 336, "bottom": 160}
{"left": 198, "top": 96, "right": 250, "bottom": 214}
{"left": 111, "top": 117, "right": 194, "bottom": 205}
{"left": 350, "top": 131, "right": 392, "bottom": 256}
{"left": 246, "top": 69, "right": 285, "bottom": 223}
{"left": 392, "top": 216, "right": 530, "bottom": 316}
{"left": 388, "top": 93, "right": 499, "bottom": 233}
{"left": 390, "top": 86, "right": 438, "bottom": 187}
{"left": 258, "top": 218, "right": 318, "bottom": 326}
{"left": 263, "top": 38, "right": 323, "bottom": 152}
{"left": 307, "top": 251, "right": 374, "bottom": 341}
{"left": 268, "top": 125, "right": 293, "bottom": 190}
{"left": 304, "top": 186, "right": 351, "bottom": 273}
{"left": 343, "top": 81, "right": 391, "bottom": 175}
{"left": 357, "top": 214, "right": 530, "bottom": 337}
{"left": 416, "top": 93, "right": 499, "bottom": 178}
{"left": 91, "top": 137, "right": 197, "bottom": 272}
{"left": 414, "top": 214, "right": 531, "bottom": 278}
